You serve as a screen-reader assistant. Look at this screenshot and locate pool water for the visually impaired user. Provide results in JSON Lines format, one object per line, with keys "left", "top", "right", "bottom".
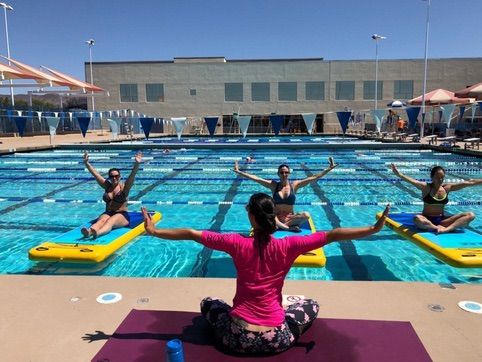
{"left": 0, "top": 147, "right": 481, "bottom": 283}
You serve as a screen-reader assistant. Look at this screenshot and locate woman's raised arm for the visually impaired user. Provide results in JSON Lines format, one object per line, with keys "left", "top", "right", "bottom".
{"left": 391, "top": 163, "right": 426, "bottom": 190}
{"left": 446, "top": 178, "right": 482, "bottom": 192}
{"left": 124, "top": 152, "right": 143, "bottom": 194}
{"left": 233, "top": 161, "right": 273, "bottom": 189}
{"left": 326, "top": 205, "right": 390, "bottom": 242}
{"left": 295, "top": 157, "right": 338, "bottom": 189}
{"left": 83, "top": 152, "right": 107, "bottom": 187}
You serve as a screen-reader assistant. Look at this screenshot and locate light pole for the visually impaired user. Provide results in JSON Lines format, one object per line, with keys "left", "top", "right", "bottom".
{"left": 372, "top": 34, "right": 386, "bottom": 110}
{"left": 85, "top": 39, "right": 96, "bottom": 129}
{"left": 0, "top": 2, "right": 14, "bottom": 106}
{"left": 420, "top": 0, "right": 431, "bottom": 138}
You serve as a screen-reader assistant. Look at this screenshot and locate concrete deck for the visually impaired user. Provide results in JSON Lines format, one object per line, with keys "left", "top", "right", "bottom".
{"left": 0, "top": 132, "right": 481, "bottom": 361}
{"left": 1, "top": 275, "right": 481, "bottom": 361}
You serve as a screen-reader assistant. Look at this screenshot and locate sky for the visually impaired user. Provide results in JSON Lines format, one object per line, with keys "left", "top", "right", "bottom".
{"left": 2, "top": 0, "right": 482, "bottom": 83}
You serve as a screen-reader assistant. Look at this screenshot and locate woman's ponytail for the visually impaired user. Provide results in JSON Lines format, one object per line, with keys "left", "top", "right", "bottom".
{"left": 247, "top": 193, "right": 277, "bottom": 259}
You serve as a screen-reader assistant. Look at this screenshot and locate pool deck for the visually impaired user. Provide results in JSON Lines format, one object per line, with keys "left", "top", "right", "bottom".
{"left": 1, "top": 132, "right": 481, "bottom": 361}
{"left": 1, "top": 275, "right": 481, "bottom": 361}
{"left": 0, "top": 131, "right": 481, "bottom": 155}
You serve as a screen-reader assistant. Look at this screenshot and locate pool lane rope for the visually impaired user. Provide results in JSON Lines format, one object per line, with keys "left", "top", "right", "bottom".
{"left": 0, "top": 196, "right": 480, "bottom": 207}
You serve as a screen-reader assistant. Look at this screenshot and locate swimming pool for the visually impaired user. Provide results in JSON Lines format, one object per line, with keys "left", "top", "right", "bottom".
{"left": 1, "top": 145, "right": 481, "bottom": 283}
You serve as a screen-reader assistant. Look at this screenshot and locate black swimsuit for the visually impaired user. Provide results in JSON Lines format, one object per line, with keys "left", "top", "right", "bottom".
{"left": 103, "top": 182, "right": 128, "bottom": 211}
{"left": 102, "top": 191, "right": 127, "bottom": 205}
{"left": 272, "top": 182, "right": 296, "bottom": 205}
{"left": 422, "top": 184, "right": 449, "bottom": 205}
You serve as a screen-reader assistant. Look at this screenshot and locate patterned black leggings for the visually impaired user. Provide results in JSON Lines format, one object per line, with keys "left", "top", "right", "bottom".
{"left": 200, "top": 297, "right": 319, "bottom": 354}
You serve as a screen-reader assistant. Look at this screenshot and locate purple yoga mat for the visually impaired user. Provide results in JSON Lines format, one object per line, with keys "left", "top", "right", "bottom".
{"left": 91, "top": 309, "right": 431, "bottom": 362}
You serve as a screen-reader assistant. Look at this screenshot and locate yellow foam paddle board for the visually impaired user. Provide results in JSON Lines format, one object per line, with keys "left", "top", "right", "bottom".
{"left": 378, "top": 212, "right": 482, "bottom": 268}
{"left": 273, "top": 216, "right": 326, "bottom": 268}
{"left": 29, "top": 211, "right": 161, "bottom": 263}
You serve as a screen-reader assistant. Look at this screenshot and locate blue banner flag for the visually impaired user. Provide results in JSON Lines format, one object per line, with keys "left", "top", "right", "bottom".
{"left": 204, "top": 117, "right": 219, "bottom": 136}
{"left": 139, "top": 117, "right": 154, "bottom": 139}
{"left": 336, "top": 111, "right": 352, "bottom": 134}
{"left": 14, "top": 116, "right": 27, "bottom": 137}
{"left": 77, "top": 117, "right": 91, "bottom": 138}
{"left": 6, "top": 109, "right": 14, "bottom": 121}
{"left": 269, "top": 115, "right": 284, "bottom": 135}
{"left": 405, "top": 107, "right": 421, "bottom": 131}
{"left": 459, "top": 106, "right": 465, "bottom": 121}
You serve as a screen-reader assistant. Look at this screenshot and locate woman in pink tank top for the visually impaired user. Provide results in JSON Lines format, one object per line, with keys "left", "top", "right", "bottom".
{"left": 142, "top": 193, "right": 389, "bottom": 355}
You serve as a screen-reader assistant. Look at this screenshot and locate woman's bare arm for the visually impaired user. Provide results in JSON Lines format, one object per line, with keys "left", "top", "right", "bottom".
{"left": 233, "top": 161, "right": 273, "bottom": 189}
{"left": 142, "top": 207, "right": 203, "bottom": 242}
{"left": 83, "top": 152, "right": 107, "bottom": 187}
{"left": 445, "top": 178, "right": 482, "bottom": 192}
{"left": 391, "top": 163, "right": 426, "bottom": 190}
{"left": 295, "top": 158, "right": 338, "bottom": 189}
{"left": 123, "top": 152, "right": 142, "bottom": 194}
{"left": 326, "top": 205, "right": 390, "bottom": 242}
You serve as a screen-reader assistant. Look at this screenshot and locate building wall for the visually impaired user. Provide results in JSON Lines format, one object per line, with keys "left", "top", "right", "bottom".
{"left": 87, "top": 57, "right": 482, "bottom": 133}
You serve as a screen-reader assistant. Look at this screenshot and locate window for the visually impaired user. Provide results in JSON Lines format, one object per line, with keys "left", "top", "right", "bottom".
{"left": 278, "top": 82, "right": 297, "bottom": 101}
{"left": 251, "top": 82, "right": 270, "bottom": 101}
{"left": 335, "top": 81, "right": 355, "bottom": 100}
{"left": 146, "top": 83, "right": 164, "bottom": 102}
{"left": 394, "top": 80, "right": 413, "bottom": 99}
{"left": 190, "top": 89, "right": 196, "bottom": 96}
{"left": 363, "top": 81, "right": 383, "bottom": 100}
{"left": 306, "top": 81, "right": 325, "bottom": 100}
{"left": 225, "top": 83, "right": 243, "bottom": 101}
{"left": 120, "top": 84, "right": 138, "bottom": 102}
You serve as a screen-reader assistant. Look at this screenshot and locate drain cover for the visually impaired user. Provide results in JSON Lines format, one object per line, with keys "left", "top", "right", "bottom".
{"left": 96, "top": 292, "right": 122, "bottom": 304}
{"left": 427, "top": 304, "right": 445, "bottom": 312}
{"left": 458, "top": 301, "right": 482, "bottom": 314}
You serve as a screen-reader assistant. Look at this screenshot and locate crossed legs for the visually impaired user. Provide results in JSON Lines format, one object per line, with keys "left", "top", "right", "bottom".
{"left": 414, "top": 212, "right": 475, "bottom": 233}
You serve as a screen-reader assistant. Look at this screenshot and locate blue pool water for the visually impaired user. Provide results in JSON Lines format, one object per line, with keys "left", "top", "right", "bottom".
{"left": 0, "top": 144, "right": 481, "bottom": 283}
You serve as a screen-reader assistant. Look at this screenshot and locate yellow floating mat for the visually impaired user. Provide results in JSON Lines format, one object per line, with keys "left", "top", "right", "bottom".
{"left": 29, "top": 211, "right": 161, "bottom": 263}
{"left": 378, "top": 212, "right": 482, "bottom": 268}
{"left": 273, "top": 216, "right": 326, "bottom": 268}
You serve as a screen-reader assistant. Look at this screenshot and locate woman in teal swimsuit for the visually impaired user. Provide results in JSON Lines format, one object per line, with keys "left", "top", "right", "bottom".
{"left": 391, "top": 164, "right": 481, "bottom": 233}
{"left": 234, "top": 159, "right": 337, "bottom": 230}
{"left": 82, "top": 151, "right": 142, "bottom": 238}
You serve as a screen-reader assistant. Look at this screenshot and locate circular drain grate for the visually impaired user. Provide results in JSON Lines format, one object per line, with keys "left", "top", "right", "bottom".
{"left": 427, "top": 304, "right": 445, "bottom": 312}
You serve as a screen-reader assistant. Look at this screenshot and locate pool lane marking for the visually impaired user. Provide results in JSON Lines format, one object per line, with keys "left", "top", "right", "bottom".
{"left": 0, "top": 197, "right": 480, "bottom": 207}
{"left": 189, "top": 157, "right": 252, "bottom": 278}
{"left": 301, "top": 163, "right": 372, "bottom": 281}
{"left": 0, "top": 178, "right": 92, "bottom": 217}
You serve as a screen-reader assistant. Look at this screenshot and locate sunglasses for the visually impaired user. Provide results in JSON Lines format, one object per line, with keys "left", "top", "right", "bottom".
{"left": 109, "top": 174, "right": 120, "bottom": 179}
{"left": 279, "top": 171, "right": 290, "bottom": 175}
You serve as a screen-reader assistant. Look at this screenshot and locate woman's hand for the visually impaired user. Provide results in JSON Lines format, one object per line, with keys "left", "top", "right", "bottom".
{"left": 233, "top": 161, "right": 239, "bottom": 173}
{"left": 391, "top": 163, "right": 400, "bottom": 176}
{"left": 326, "top": 204, "right": 390, "bottom": 242}
{"left": 141, "top": 207, "right": 155, "bottom": 235}
{"left": 83, "top": 152, "right": 89, "bottom": 164}
{"left": 373, "top": 204, "right": 390, "bottom": 232}
{"left": 134, "top": 152, "right": 143, "bottom": 164}
{"left": 327, "top": 159, "right": 338, "bottom": 171}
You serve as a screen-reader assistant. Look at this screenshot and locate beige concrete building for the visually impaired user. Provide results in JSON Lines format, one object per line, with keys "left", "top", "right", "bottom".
{"left": 87, "top": 57, "right": 482, "bottom": 133}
